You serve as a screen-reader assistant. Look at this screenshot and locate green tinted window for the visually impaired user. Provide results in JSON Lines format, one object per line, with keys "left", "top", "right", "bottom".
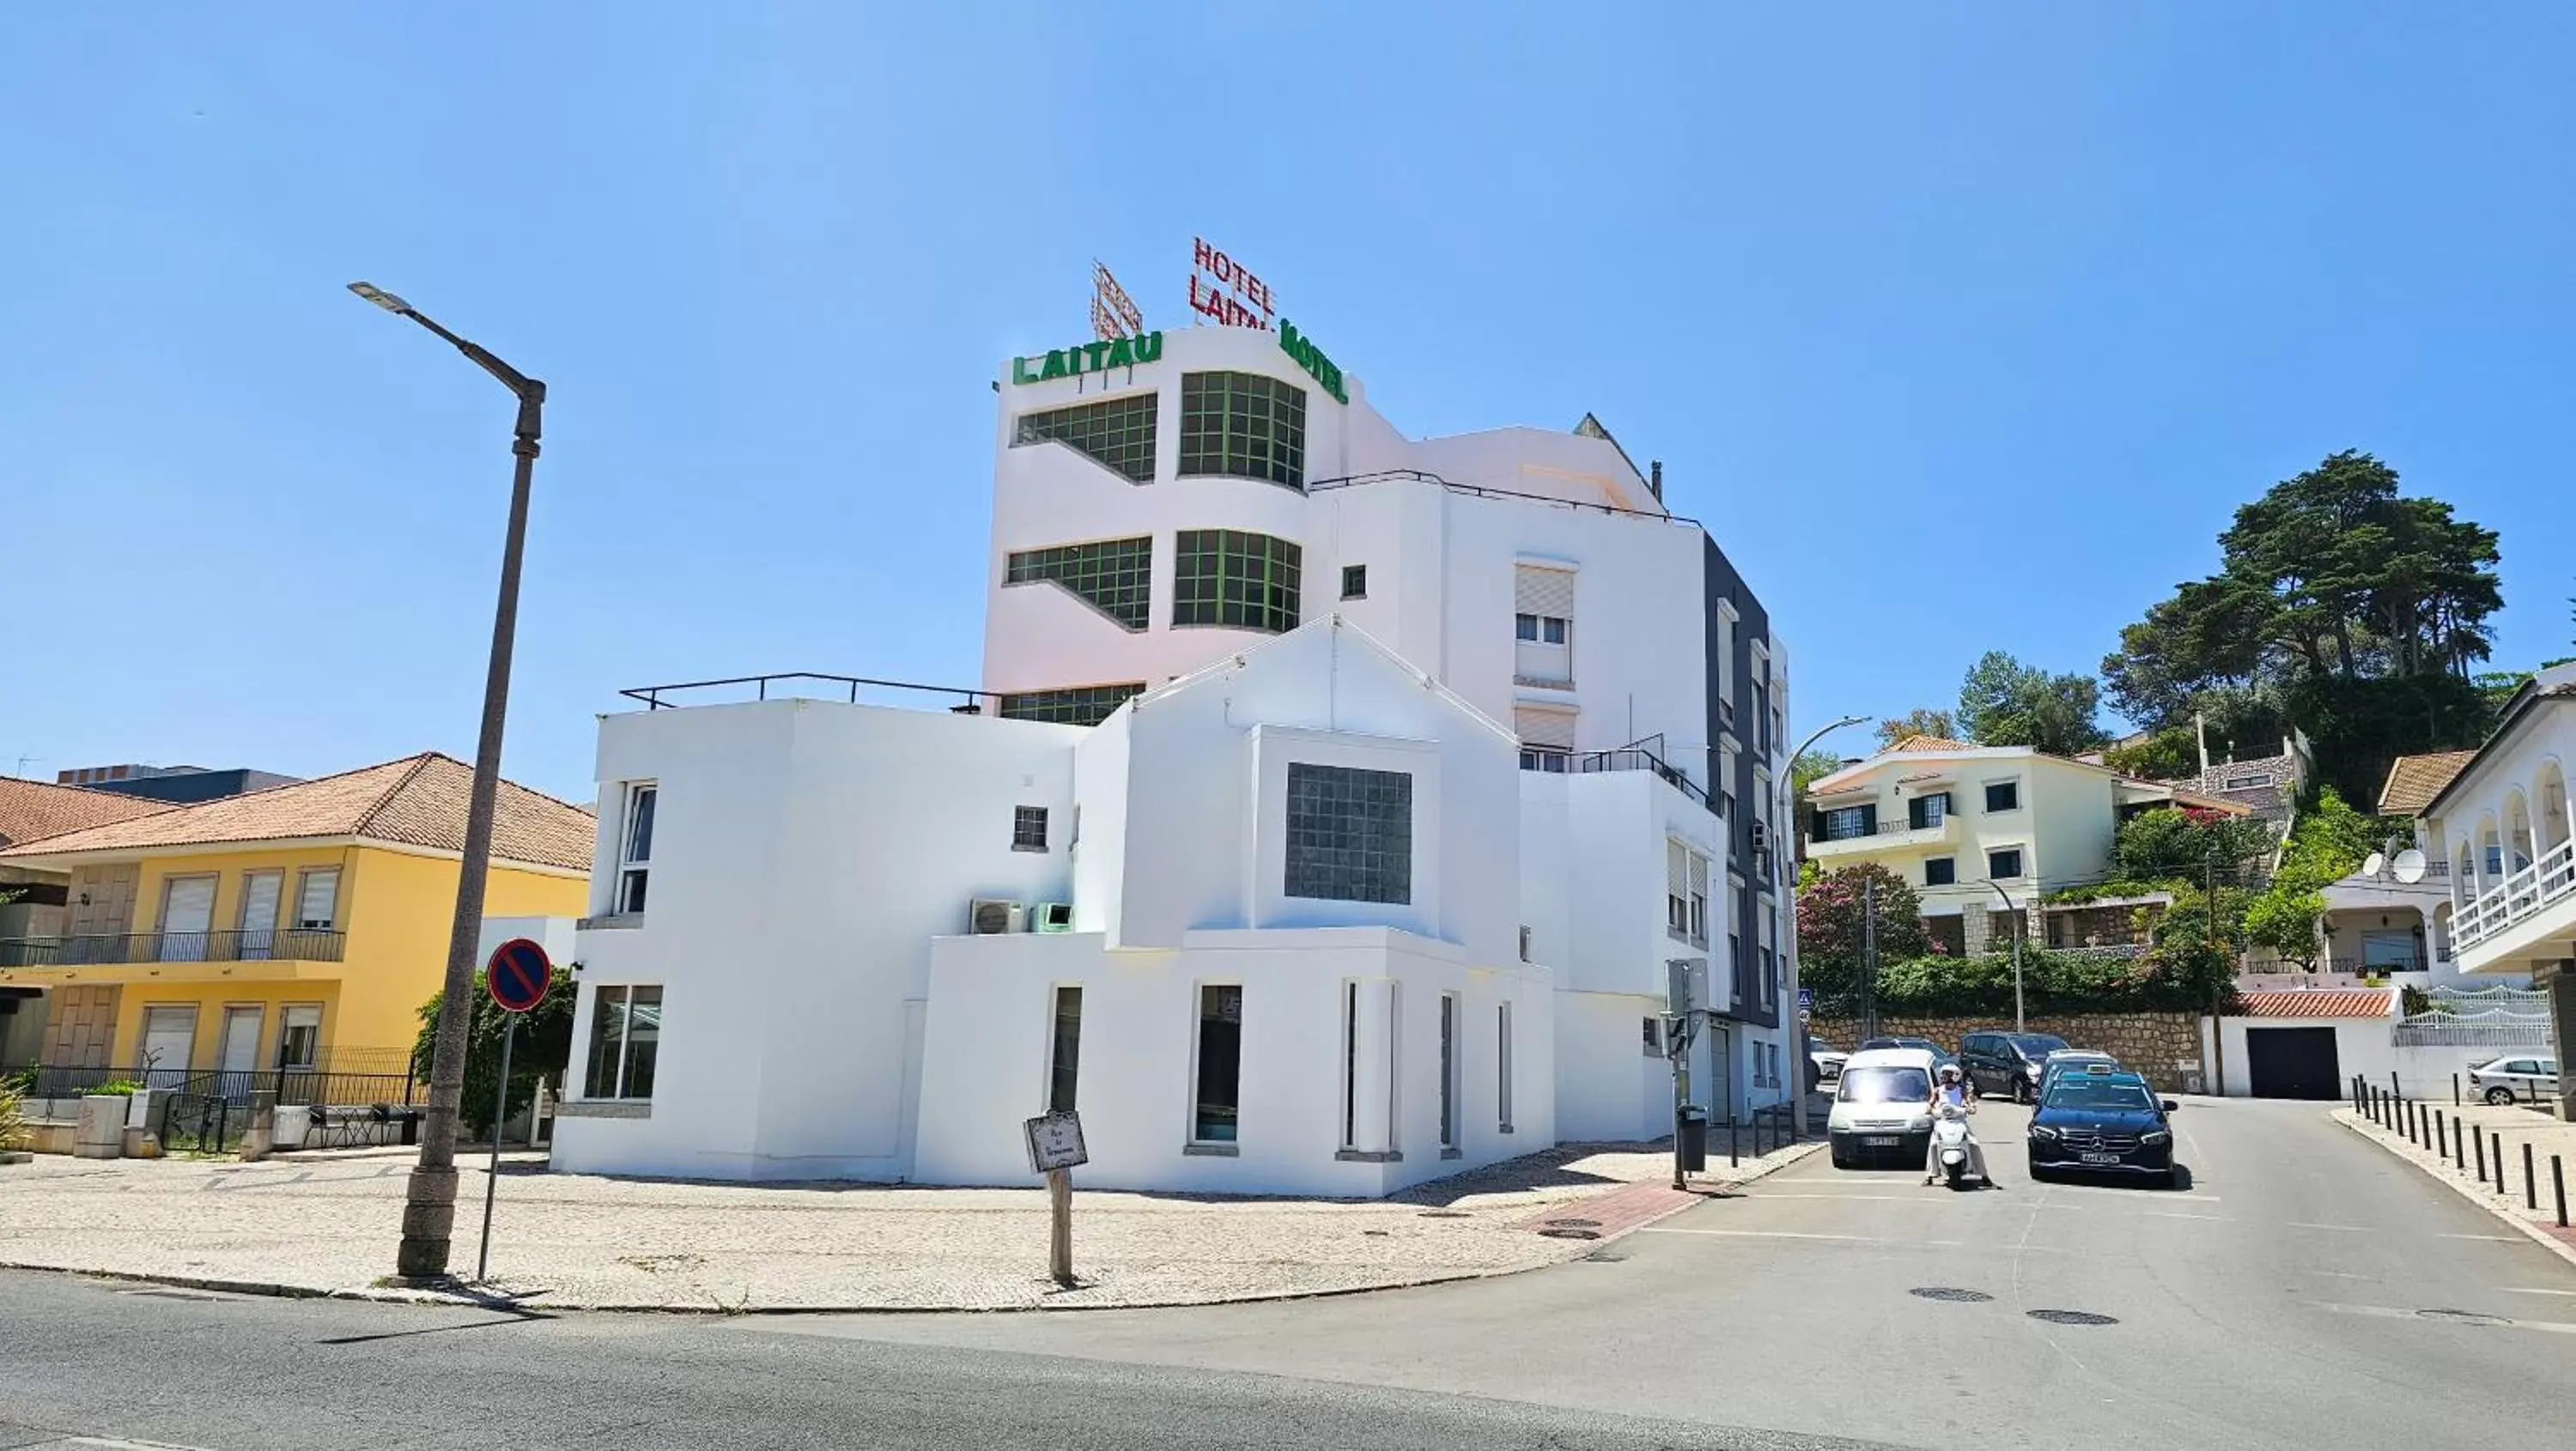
{"left": 1174, "top": 529, "right": 1300, "bottom": 634}
{"left": 1005, "top": 537, "right": 1152, "bottom": 630}
{"left": 1014, "top": 392, "right": 1158, "bottom": 483}
{"left": 1178, "top": 372, "right": 1306, "bottom": 489}
{"left": 997, "top": 683, "right": 1145, "bottom": 727}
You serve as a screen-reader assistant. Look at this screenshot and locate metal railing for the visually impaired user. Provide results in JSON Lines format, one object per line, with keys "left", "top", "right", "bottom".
{"left": 2393, "top": 1010, "right": 2555, "bottom": 1047}
{"left": 1569, "top": 747, "right": 1709, "bottom": 806}
{"left": 1807, "top": 812, "right": 1956, "bottom": 847}
{"left": 620, "top": 671, "right": 1003, "bottom": 713}
{"left": 5, "top": 1059, "right": 422, "bottom": 1108}
{"left": 0, "top": 928, "right": 346, "bottom": 968}
{"left": 1304, "top": 468, "right": 1702, "bottom": 527}
{"left": 2453, "top": 836, "right": 2576, "bottom": 951}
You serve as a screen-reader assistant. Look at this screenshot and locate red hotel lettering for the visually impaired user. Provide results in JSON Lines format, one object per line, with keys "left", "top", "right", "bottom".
{"left": 1191, "top": 236, "right": 1274, "bottom": 318}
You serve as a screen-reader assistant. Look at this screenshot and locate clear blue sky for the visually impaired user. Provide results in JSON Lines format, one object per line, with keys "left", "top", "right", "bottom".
{"left": 5, "top": 4, "right": 2570, "bottom": 802}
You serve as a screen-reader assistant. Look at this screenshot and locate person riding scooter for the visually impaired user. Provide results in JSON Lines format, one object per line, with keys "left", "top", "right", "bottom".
{"left": 1924, "top": 1062, "right": 1989, "bottom": 1187}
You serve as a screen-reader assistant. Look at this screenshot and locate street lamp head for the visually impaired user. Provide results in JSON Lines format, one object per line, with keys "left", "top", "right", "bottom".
{"left": 347, "top": 281, "right": 413, "bottom": 315}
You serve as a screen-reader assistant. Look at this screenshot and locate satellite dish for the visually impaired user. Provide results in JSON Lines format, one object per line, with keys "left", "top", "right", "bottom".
{"left": 2361, "top": 852, "right": 2386, "bottom": 879}
{"left": 2393, "top": 849, "right": 2427, "bottom": 884}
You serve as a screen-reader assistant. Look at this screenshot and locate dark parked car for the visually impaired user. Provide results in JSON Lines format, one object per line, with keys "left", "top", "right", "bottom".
{"left": 2027, "top": 1072, "right": 2178, "bottom": 1188}
{"left": 1960, "top": 1030, "right": 2070, "bottom": 1102}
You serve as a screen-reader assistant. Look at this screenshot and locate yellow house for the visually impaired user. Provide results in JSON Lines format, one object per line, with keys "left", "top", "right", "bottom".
{"left": 0, "top": 753, "right": 592, "bottom": 1084}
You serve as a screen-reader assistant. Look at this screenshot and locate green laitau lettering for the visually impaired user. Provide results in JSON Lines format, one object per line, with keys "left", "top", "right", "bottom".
{"left": 1104, "top": 336, "right": 1135, "bottom": 369}
{"left": 1039, "top": 349, "right": 1068, "bottom": 381}
{"left": 1133, "top": 331, "right": 1164, "bottom": 362}
{"left": 1012, "top": 355, "right": 1041, "bottom": 385}
{"left": 1084, "top": 340, "right": 1112, "bottom": 371}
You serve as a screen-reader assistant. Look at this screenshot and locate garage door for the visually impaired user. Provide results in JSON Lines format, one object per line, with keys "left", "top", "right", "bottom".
{"left": 2246, "top": 1026, "right": 2342, "bottom": 1100}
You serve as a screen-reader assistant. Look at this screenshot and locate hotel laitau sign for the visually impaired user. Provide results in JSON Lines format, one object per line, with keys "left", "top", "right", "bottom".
{"left": 1187, "top": 236, "right": 1274, "bottom": 331}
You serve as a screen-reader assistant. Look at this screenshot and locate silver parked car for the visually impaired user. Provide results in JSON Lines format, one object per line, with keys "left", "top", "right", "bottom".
{"left": 2467, "top": 1055, "right": 2560, "bottom": 1105}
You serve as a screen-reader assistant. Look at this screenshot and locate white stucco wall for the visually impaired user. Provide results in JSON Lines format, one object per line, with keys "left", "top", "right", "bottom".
{"left": 553, "top": 698, "right": 1084, "bottom": 1181}
{"left": 2215, "top": 1017, "right": 2393, "bottom": 1098}
{"left": 914, "top": 926, "right": 1553, "bottom": 1196}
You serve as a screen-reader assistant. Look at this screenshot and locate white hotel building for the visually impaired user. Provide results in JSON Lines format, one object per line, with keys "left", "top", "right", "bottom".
{"left": 553, "top": 320, "right": 1798, "bottom": 1193}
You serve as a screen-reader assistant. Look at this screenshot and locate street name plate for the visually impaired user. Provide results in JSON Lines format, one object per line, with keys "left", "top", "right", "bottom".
{"left": 1024, "top": 1109, "right": 1089, "bottom": 1174}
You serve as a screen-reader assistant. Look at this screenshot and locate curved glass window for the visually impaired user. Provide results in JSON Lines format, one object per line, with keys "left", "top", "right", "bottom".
{"left": 998, "top": 683, "right": 1145, "bottom": 727}
{"left": 1005, "top": 537, "right": 1151, "bottom": 630}
{"left": 1174, "top": 529, "right": 1300, "bottom": 634}
{"left": 1014, "top": 392, "right": 1158, "bottom": 483}
{"left": 1178, "top": 372, "right": 1305, "bottom": 489}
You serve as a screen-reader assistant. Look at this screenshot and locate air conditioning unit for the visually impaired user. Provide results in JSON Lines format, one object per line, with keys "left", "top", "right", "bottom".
{"left": 968, "top": 897, "right": 1026, "bottom": 935}
{"left": 1033, "top": 902, "right": 1073, "bottom": 932}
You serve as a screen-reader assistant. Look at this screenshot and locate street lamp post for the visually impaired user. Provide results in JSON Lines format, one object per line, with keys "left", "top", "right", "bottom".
{"left": 1782, "top": 713, "right": 1869, "bottom": 1138}
{"left": 1985, "top": 879, "right": 2026, "bottom": 1035}
{"left": 350, "top": 282, "right": 548, "bottom": 1285}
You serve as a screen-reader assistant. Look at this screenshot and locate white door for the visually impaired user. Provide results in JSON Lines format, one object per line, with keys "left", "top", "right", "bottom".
{"left": 140, "top": 1005, "right": 197, "bottom": 1087}
{"left": 159, "top": 876, "right": 216, "bottom": 962}
{"left": 238, "top": 871, "right": 283, "bottom": 960}
{"left": 217, "top": 1006, "right": 264, "bottom": 1078}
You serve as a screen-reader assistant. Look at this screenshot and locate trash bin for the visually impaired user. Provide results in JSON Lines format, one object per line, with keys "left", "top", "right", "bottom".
{"left": 1677, "top": 1105, "right": 1708, "bottom": 1172}
{"left": 400, "top": 1112, "right": 421, "bottom": 1146}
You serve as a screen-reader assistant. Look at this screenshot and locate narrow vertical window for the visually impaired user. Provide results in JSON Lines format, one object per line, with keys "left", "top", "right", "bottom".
{"left": 1194, "top": 984, "right": 1242, "bottom": 1143}
{"left": 293, "top": 867, "right": 339, "bottom": 932}
{"left": 1438, "top": 993, "right": 1459, "bottom": 1151}
{"left": 1047, "top": 986, "right": 1082, "bottom": 1114}
{"left": 1340, "top": 980, "right": 1359, "bottom": 1150}
{"left": 584, "top": 984, "right": 664, "bottom": 1100}
{"left": 1497, "top": 1002, "right": 1514, "bottom": 1132}
{"left": 617, "top": 784, "right": 656, "bottom": 914}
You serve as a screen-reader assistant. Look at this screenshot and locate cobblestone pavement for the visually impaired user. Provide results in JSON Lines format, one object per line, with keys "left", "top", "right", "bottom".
{"left": 2337, "top": 1098, "right": 2576, "bottom": 1263}
{"left": 0, "top": 1133, "right": 1823, "bottom": 1311}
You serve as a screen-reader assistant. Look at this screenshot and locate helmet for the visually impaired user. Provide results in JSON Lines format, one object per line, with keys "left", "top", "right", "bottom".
{"left": 1938, "top": 1063, "right": 1962, "bottom": 1080}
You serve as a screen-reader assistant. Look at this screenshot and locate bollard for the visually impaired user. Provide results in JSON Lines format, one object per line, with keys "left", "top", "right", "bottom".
{"left": 2435, "top": 1110, "right": 2447, "bottom": 1158}
{"left": 2525, "top": 1142, "right": 2537, "bottom": 1211}
{"left": 2555, "top": 1156, "right": 2567, "bottom": 1229}
{"left": 2494, "top": 1133, "right": 2508, "bottom": 1197}
{"left": 1729, "top": 1118, "right": 1741, "bottom": 1169}
{"left": 2452, "top": 1072, "right": 2461, "bottom": 1106}
{"left": 2474, "top": 1126, "right": 2487, "bottom": 1182}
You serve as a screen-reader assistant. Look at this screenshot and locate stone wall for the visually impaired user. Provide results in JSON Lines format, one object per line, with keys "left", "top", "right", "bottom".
{"left": 1809, "top": 1011, "right": 2206, "bottom": 1092}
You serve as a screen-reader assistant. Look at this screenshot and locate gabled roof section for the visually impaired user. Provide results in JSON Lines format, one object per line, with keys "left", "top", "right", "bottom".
{"left": 1133, "top": 614, "right": 1520, "bottom": 749}
{"left": 1571, "top": 412, "right": 1648, "bottom": 492}
{"left": 2377, "top": 750, "right": 2477, "bottom": 817}
{"left": 0, "top": 753, "right": 594, "bottom": 872}
{"left": 1890, "top": 735, "right": 1975, "bottom": 753}
{"left": 0, "top": 777, "right": 173, "bottom": 852}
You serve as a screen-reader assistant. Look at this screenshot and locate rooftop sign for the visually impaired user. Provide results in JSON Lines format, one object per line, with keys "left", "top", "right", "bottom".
{"left": 1278, "top": 319, "right": 1346, "bottom": 404}
{"left": 1011, "top": 331, "right": 1165, "bottom": 385}
{"left": 1188, "top": 237, "right": 1275, "bottom": 331}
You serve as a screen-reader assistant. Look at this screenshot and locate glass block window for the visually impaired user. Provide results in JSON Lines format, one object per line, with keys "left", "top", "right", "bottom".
{"left": 1012, "top": 391, "right": 1158, "bottom": 483}
{"left": 1284, "top": 762, "right": 1413, "bottom": 905}
{"left": 1012, "top": 805, "right": 1048, "bottom": 852}
{"left": 1005, "top": 537, "right": 1152, "bottom": 630}
{"left": 998, "top": 683, "right": 1144, "bottom": 727}
{"left": 1178, "top": 371, "right": 1306, "bottom": 489}
{"left": 1174, "top": 529, "right": 1300, "bottom": 633}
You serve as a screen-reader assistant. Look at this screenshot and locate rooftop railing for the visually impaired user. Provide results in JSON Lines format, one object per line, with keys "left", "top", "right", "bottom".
{"left": 621, "top": 672, "right": 1003, "bottom": 712}
{"left": 1304, "top": 469, "right": 1701, "bottom": 527}
{"left": 2453, "top": 835, "right": 2576, "bottom": 953}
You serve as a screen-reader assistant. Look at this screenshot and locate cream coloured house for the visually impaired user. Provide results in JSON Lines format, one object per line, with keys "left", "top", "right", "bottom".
{"left": 1802, "top": 737, "right": 2251, "bottom": 956}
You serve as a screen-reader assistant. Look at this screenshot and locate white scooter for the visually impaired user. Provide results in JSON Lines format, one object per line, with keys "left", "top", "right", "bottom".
{"left": 1931, "top": 1105, "right": 1982, "bottom": 1190}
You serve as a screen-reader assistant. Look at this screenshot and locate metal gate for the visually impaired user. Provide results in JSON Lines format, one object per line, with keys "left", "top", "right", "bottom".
{"left": 2245, "top": 1026, "right": 2342, "bottom": 1100}
{"left": 155, "top": 1092, "right": 246, "bottom": 1155}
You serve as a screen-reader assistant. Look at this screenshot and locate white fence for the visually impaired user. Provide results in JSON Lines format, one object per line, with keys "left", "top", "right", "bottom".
{"left": 2393, "top": 985, "right": 2553, "bottom": 1047}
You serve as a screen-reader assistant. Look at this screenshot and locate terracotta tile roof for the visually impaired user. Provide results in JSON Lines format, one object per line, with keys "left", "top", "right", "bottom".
{"left": 1886, "top": 735, "right": 1975, "bottom": 753}
{"left": 0, "top": 777, "right": 173, "bottom": 851}
{"left": 2236, "top": 989, "right": 2393, "bottom": 1020}
{"left": 0, "top": 753, "right": 593, "bottom": 872}
{"left": 2378, "top": 750, "right": 2478, "bottom": 817}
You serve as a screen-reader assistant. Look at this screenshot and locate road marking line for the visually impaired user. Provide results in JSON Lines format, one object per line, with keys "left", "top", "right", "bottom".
{"left": 2502, "top": 1286, "right": 2576, "bottom": 1296}
{"left": 1637, "top": 1228, "right": 1963, "bottom": 1247}
{"left": 1739, "top": 1192, "right": 1932, "bottom": 1204}
{"left": 2439, "top": 1233, "right": 2518, "bottom": 1242}
{"left": 2300, "top": 1269, "right": 2378, "bottom": 1280}
{"left": 2316, "top": 1302, "right": 2576, "bottom": 1335}
{"left": 2137, "top": 1211, "right": 2229, "bottom": 1222}
{"left": 2285, "top": 1222, "right": 2372, "bottom": 1232}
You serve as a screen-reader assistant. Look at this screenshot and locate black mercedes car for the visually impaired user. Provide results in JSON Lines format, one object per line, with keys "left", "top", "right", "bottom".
{"left": 2026, "top": 1071, "right": 2178, "bottom": 1187}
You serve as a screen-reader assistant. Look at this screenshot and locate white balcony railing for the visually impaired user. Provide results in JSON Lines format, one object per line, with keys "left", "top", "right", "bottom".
{"left": 2452, "top": 835, "right": 2576, "bottom": 952}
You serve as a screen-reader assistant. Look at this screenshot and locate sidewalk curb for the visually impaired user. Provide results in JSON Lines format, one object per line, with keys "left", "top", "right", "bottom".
{"left": 2333, "top": 1111, "right": 2576, "bottom": 1273}
{"left": 0, "top": 1141, "right": 1830, "bottom": 1316}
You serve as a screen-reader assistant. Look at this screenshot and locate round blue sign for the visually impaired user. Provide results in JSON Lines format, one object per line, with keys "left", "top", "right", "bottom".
{"left": 485, "top": 937, "right": 551, "bottom": 1014}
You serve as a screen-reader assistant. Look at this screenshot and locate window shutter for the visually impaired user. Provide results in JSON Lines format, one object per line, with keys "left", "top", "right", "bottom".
{"left": 1688, "top": 849, "right": 1709, "bottom": 905}
{"left": 1668, "top": 840, "right": 1689, "bottom": 897}
{"left": 1515, "top": 707, "right": 1577, "bottom": 750}
{"left": 1859, "top": 803, "right": 1877, "bottom": 835}
{"left": 1515, "top": 564, "right": 1575, "bottom": 618}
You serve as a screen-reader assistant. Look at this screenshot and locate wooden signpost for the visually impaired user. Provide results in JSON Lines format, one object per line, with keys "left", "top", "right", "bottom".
{"left": 1023, "top": 1109, "right": 1089, "bottom": 1287}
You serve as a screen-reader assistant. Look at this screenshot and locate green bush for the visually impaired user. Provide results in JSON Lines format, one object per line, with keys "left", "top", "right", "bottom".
{"left": 0, "top": 1078, "right": 27, "bottom": 1154}
{"left": 1818, "top": 943, "right": 2223, "bottom": 1018}
{"left": 412, "top": 968, "right": 576, "bottom": 1138}
{"left": 91, "top": 1079, "right": 144, "bottom": 1097}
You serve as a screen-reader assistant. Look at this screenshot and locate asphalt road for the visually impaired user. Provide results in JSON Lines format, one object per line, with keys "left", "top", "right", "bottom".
{"left": 4, "top": 1098, "right": 2571, "bottom": 1450}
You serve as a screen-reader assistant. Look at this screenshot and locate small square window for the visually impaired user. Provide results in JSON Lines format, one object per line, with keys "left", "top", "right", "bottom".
{"left": 1012, "top": 805, "right": 1048, "bottom": 853}
{"left": 1342, "top": 564, "right": 1366, "bottom": 599}
{"left": 1516, "top": 612, "right": 1540, "bottom": 641}
{"left": 1541, "top": 616, "right": 1568, "bottom": 646}
{"left": 1924, "top": 857, "right": 1956, "bottom": 886}
{"left": 1984, "top": 780, "right": 2019, "bottom": 813}
{"left": 1988, "top": 847, "right": 2024, "bottom": 880}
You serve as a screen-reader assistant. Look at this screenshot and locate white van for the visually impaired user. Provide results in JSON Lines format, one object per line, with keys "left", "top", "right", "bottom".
{"left": 1827, "top": 1047, "right": 1939, "bottom": 1169}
